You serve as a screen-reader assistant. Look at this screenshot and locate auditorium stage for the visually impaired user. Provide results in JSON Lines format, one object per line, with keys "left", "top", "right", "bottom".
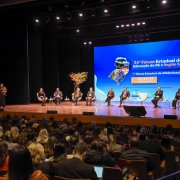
{"left": 2, "top": 101, "right": 180, "bottom": 119}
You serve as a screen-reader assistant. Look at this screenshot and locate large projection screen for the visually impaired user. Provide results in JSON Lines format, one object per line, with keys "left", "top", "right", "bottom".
{"left": 94, "top": 40, "right": 180, "bottom": 102}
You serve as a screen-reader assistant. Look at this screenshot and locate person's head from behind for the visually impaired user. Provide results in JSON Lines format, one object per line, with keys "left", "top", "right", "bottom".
{"left": 10, "top": 126, "right": 19, "bottom": 140}
{"left": 28, "top": 142, "right": 45, "bottom": 165}
{"left": 139, "top": 133, "right": 146, "bottom": 141}
{"left": 106, "top": 122, "right": 112, "bottom": 128}
{"left": 53, "top": 143, "right": 66, "bottom": 162}
{"left": 71, "top": 117, "right": 77, "bottom": 124}
{"left": 166, "top": 124, "right": 173, "bottom": 131}
{"left": 0, "top": 140, "right": 8, "bottom": 167}
{"left": 161, "top": 135, "right": 171, "bottom": 151}
{"left": 8, "top": 146, "right": 34, "bottom": 180}
{"left": 69, "top": 136, "right": 79, "bottom": 147}
{"left": 135, "top": 124, "right": 141, "bottom": 133}
{"left": 90, "top": 140, "right": 106, "bottom": 152}
{"left": 148, "top": 132, "right": 154, "bottom": 141}
{"left": 151, "top": 124, "right": 158, "bottom": 134}
{"left": 73, "top": 142, "right": 87, "bottom": 161}
{"left": 129, "top": 137, "right": 140, "bottom": 148}
{"left": 4, "top": 130, "right": 12, "bottom": 142}
{"left": 107, "top": 126, "right": 114, "bottom": 135}
{"left": 37, "top": 129, "right": 49, "bottom": 145}
{"left": 84, "top": 134, "right": 93, "bottom": 146}
{"left": 45, "top": 136, "right": 57, "bottom": 151}
{"left": 77, "top": 121, "right": 83, "bottom": 130}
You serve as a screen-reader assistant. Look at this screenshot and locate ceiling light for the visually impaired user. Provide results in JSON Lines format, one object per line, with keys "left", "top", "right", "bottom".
{"left": 89, "top": 42, "right": 92, "bottom": 44}
{"left": 137, "top": 23, "right": 141, "bottom": 25}
{"left": 35, "top": 19, "right": 39, "bottom": 23}
{"left": 131, "top": 24, "right": 135, "bottom": 26}
{"left": 116, "top": 25, "right": 119, "bottom": 28}
{"left": 79, "top": 13, "right": 83, "bottom": 17}
{"left": 76, "top": 29, "right": 80, "bottom": 32}
{"left": 132, "top": 5, "right": 136, "bottom": 9}
{"left": 84, "top": 42, "right": 87, "bottom": 45}
{"left": 162, "top": 0, "right": 166, "bottom": 4}
{"left": 142, "top": 22, "right": 146, "bottom": 25}
{"left": 104, "top": 9, "right": 108, "bottom": 13}
{"left": 56, "top": 16, "right": 60, "bottom": 20}
{"left": 121, "top": 25, "right": 124, "bottom": 27}
{"left": 126, "top": 24, "right": 130, "bottom": 27}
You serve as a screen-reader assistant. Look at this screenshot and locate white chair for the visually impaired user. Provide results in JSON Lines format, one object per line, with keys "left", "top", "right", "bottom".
{"left": 72, "top": 93, "right": 83, "bottom": 105}
{"left": 157, "top": 93, "right": 164, "bottom": 108}
{"left": 37, "top": 93, "right": 48, "bottom": 102}
{"left": 53, "top": 95, "right": 63, "bottom": 105}
{"left": 122, "top": 97, "right": 133, "bottom": 105}
{"left": 137, "top": 92, "right": 148, "bottom": 106}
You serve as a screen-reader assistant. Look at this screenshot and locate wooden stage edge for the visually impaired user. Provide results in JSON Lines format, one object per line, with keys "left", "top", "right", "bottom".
{"left": 1, "top": 109, "right": 180, "bottom": 129}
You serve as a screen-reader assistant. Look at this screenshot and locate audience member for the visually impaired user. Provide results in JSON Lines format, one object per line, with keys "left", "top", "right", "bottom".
{"left": 28, "top": 142, "right": 54, "bottom": 178}
{"left": 85, "top": 140, "right": 115, "bottom": 167}
{"left": 118, "top": 130, "right": 129, "bottom": 145}
{"left": 40, "top": 117, "right": 48, "bottom": 126}
{"left": 121, "top": 137, "right": 155, "bottom": 172}
{"left": 10, "top": 126, "right": 19, "bottom": 143}
{"left": 139, "top": 133, "right": 146, "bottom": 141}
{"left": 55, "top": 142, "right": 98, "bottom": 180}
{"left": 162, "top": 124, "right": 174, "bottom": 135}
{"left": 167, "top": 130, "right": 180, "bottom": 147}
{"left": 4, "top": 130, "right": 19, "bottom": 150}
{"left": 66, "top": 136, "right": 79, "bottom": 155}
{"left": 49, "top": 143, "right": 66, "bottom": 163}
{"left": 0, "top": 140, "right": 9, "bottom": 170}
{"left": 161, "top": 135, "right": 174, "bottom": 151}
{"left": 0, "top": 126, "right": 3, "bottom": 140}
{"left": 76, "top": 121, "right": 84, "bottom": 131}
{"left": 49, "top": 116, "right": 59, "bottom": 129}
{"left": 107, "top": 134, "right": 123, "bottom": 153}
{"left": 44, "top": 136, "right": 57, "bottom": 153}
{"left": 71, "top": 117, "right": 77, "bottom": 128}
{"left": 99, "top": 130, "right": 108, "bottom": 143}
{"left": 151, "top": 124, "right": 159, "bottom": 134}
{"left": 83, "top": 134, "right": 93, "bottom": 148}
{"left": 139, "top": 133, "right": 167, "bottom": 160}
{"left": 36, "top": 129, "right": 49, "bottom": 146}
{"left": 8, "top": 146, "right": 48, "bottom": 180}
{"left": 60, "top": 123, "right": 69, "bottom": 134}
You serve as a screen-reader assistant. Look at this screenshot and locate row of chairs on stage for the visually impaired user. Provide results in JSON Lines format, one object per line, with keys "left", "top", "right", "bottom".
{"left": 36, "top": 92, "right": 180, "bottom": 108}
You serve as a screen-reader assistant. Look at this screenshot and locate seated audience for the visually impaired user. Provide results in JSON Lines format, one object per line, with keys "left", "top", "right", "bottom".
{"left": 167, "top": 130, "right": 180, "bottom": 147}
{"left": 162, "top": 124, "right": 174, "bottom": 135}
{"left": 76, "top": 121, "right": 84, "bottom": 131}
{"left": 28, "top": 142, "right": 54, "bottom": 178}
{"left": 66, "top": 136, "right": 79, "bottom": 155}
{"left": 60, "top": 123, "right": 69, "bottom": 134}
{"left": 151, "top": 124, "right": 159, "bottom": 134}
{"left": 10, "top": 126, "right": 19, "bottom": 143}
{"left": 161, "top": 135, "right": 174, "bottom": 151}
{"left": 49, "top": 143, "right": 66, "bottom": 163}
{"left": 49, "top": 116, "right": 59, "bottom": 129}
{"left": 40, "top": 117, "right": 48, "bottom": 126}
{"left": 0, "top": 140, "right": 9, "bottom": 171}
{"left": 138, "top": 133, "right": 167, "bottom": 160}
{"left": 121, "top": 137, "right": 155, "bottom": 172}
{"left": 36, "top": 129, "right": 49, "bottom": 147}
{"left": 71, "top": 117, "right": 77, "bottom": 128}
{"left": 107, "top": 134, "right": 123, "bottom": 153}
{"left": 85, "top": 140, "right": 115, "bottom": 167}
{"left": 139, "top": 133, "right": 146, "bottom": 141}
{"left": 83, "top": 134, "right": 93, "bottom": 149}
{"left": 44, "top": 136, "right": 57, "bottom": 153}
{"left": 8, "top": 146, "right": 48, "bottom": 180}
{"left": 99, "top": 130, "right": 108, "bottom": 144}
{"left": 55, "top": 142, "right": 98, "bottom": 180}
{"left": 4, "top": 131, "right": 19, "bottom": 150}
{"left": 118, "top": 130, "right": 129, "bottom": 146}
{"left": 55, "top": 130, "right": 69, "bottom": 148}
{"left": 0, "top": 126, "right": 3, "bottom": 140}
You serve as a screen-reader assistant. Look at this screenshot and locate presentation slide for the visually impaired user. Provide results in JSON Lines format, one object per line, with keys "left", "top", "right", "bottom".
{"left": 94, "top": 40, "right": 180, "bottom": 102}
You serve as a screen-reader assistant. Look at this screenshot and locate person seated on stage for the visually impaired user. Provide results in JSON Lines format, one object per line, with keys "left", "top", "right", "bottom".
{"left": 72, "top": 88, "right": 83, "bottom": 106}
{"left": 151, "top": 86, "right": 163, "bottom": 108}
{"left": 104, "top": 88, "right": 115, "bottom": 107}
{"left": 38, "top": 88, "right": 46, "bottom": 106}
{"left": 118, "top": 87, "right": 130, "bottom": 108}
{"left": 121, "top": 137, "right": 155, "bottom": 172}
{"left": 86, "top": 87, "right": 95, "bottom": 106}
{"left": 54, "top": 88, "right": 63, "bottom": 105}
{"left": 0, "top": 83, "right": 7, "bottom": 108}
{"left": 172, "top": 88, "right": 180, "bottom": 109}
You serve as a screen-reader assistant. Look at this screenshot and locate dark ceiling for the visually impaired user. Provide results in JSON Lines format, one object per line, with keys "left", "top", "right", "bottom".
{"left": 1, "top": 0, "right": 180, "bottom": 42}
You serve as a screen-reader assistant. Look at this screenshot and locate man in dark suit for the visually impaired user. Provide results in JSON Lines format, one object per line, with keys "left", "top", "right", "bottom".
{"left": 54, "top": 88, "right": 63, "bottom": 105}
{"left": 86, "top": 87, "right": 95, "bottom": 106}
{"left": 55, "top": 142, "right": 99, "bottom": 180}
{"left": 104, "top": 88, "right": 115, "bottom": 107}
{"left": 151, "top": 86, "right": 163, "bottom": 108}
{"left": 121, "top": 137, "right": 155, "bottom": 172}
{"left": 118, "top": 87, "right": 130, "bottom": 108}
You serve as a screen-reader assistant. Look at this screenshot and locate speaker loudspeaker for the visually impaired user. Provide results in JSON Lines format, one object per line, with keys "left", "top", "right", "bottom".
{"left": 83, "top": 112, "right": 94, "bottom": 115}
{"left": 47, "top": 110, "right": 58, "bottom": 114}
{"left": 164, "top": 115, "right": 178, "bottom": 120}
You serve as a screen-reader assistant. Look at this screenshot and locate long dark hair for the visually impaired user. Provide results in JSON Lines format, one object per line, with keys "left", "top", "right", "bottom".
{"left": 53, "top": 143, "right": 66, "bottom": 162}
{"left": 0, "top": 140, "right": 8, "bottom": 167}
{"left": 161, "top": 136, "right": 171, "bottom": 151}
{"left": 8, "top": 146, "right": 34, "bottom": 180}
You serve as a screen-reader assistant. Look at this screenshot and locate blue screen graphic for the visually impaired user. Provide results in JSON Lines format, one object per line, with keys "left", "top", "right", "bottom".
{"left": 94, "top": 40, "right": 180, "bottom": 102}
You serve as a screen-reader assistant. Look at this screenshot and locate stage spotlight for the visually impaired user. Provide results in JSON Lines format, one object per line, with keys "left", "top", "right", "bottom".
{"left": 121, "top": 25, "right": 124, "bottom": 27}
{"left": 116, "top": 25, "right": 119, "bottom": 28}
{"left": 131, "top": 23, "right": 135, "bottom": 26}
{"left": 89, "top": 42, "right": 92, "bottom": 44}
{"left": 142, "top": 22, "right": 146, "bottom": 25}
{"left": 104, "top": 9, "right": 108, "bottom": 13}
{"left": 134, "top": 35, "right": 139, "bottom": 42}
{"left": 162, "top": 0, "right": 167, "bottom": 4}
{"left": 128, "top": 36, "right": 133, "bottom": 43}
{"left": 126, "top": 24, "right": 130, "bottom": 27}
{"left": 145, "top": 33, "right": 150, "bottom": 40}
{"left": 132, "top": 5, "right": 136, "bottom": 9}
{"left": 35, "top": 19, "right": 39, "bottom": 23}
{"left": 84, "top": 42, "right": 87, "bottom": 45}
{"left": 79, "top": 13, "right": 83, "bottom": 17}
{"left": 67, "top": 12, "right": 72, "bottom": 20}
{"left": 139, "top": 34, "right": 144, "bottom": 41}
{"left": 91, "top": 8, "right": 96, "bottom": 17}
{"left": 137, "top": 22, "right": 141, "bottom": 25}
{"left": 146, "top": 0, "right": 152, "bottom": 9}
{"left": 76, "top": 29, "right": 80, "bottom": 32}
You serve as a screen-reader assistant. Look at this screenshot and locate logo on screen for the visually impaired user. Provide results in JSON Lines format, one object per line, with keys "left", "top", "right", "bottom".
{"left": 109, "top": 57, "right": 130, "bottom": 86}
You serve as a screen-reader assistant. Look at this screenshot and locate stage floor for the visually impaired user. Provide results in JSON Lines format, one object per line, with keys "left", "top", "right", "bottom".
{"left": 3, "top": 101, "right": 180, "bottom": 119}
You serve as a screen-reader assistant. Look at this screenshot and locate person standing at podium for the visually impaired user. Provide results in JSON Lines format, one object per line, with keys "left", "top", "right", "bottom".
{"left": 86, "top": 87, "right": 95, "bottom": 106}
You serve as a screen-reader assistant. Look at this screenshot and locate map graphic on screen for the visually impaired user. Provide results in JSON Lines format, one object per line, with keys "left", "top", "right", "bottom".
{"left": 94, "top": 39, "right": 180, "bottom": 102}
